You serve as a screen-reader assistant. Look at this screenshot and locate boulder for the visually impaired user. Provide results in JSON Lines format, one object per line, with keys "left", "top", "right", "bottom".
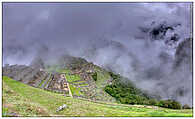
{"left": 56, "top": 104, "right": 67, "bottom": 112}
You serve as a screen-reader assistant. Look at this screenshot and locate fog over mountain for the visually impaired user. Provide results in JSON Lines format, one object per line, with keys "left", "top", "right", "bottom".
{"left": 3, "top": 3, "right": 192, "bottom": 106}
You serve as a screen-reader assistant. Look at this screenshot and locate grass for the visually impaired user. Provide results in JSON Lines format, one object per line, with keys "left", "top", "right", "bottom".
{"left": 44, "top": 74, "right": 52, "bottom": 88}
{"left": 2, "top": 76, "right": 193, "bottom": 117}
{"left": 71, "top": 80, "right": 86, "bottom": 84}
{"left": 95, "top": 68, "right": 111, "bottom": 87}
{"left": 79, "top": 83, "right": 88, "bottom": 87}
{"left": 57, "top": 69, "right": 81, "bottom": 83}
{"left": 70, "top": 80, "right": 88, "bottom": 86}
{"left": 39, "top": 73, "right": 51, "bottom": 89}
{"left": 69, "top": 84, "right": 82, "bottom": 96}
{"left": 38, "top": 74, "right": 50, "bottom": 88}
{"left": 66, "top": 75, "right": 81, "bottom": 82}
{"left": 91, "top": 67, "right": 116, "bottom": 102}
{"left": 38, "top": 78, "right": 45, "bottom": 88}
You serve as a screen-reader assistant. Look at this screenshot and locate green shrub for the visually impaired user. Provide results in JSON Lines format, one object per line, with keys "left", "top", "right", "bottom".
{"left": 105, "top": 71, "right": 182, "bottom": 109}
{"left": 92, "top": 72, "right": 97, "bottom": 81}
{"left": 104, "top": 74, "right": 151, "bottom": 106}
{"left": 108, "top": 72, "right": 120, "bottom": 80}
{"left": 148, "top": 99, "right": 158, "bottom": 105}
{"left": 158, "top": 100, "right": 165, "bottom": 107}
{"left": 157, "top": 100, "right": 181, "bottom": 109}
{"left": 170, "top": 100, "right": 182, "bottom": 109}
{"left": 104, "top": 86, "right": 113, "bottom": 95}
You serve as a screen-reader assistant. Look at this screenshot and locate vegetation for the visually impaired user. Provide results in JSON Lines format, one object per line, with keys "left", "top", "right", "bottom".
{"left": 59, "top": 69, "right": 81, "bottom": 83}
{"left": 108, "top": 72, "right": 120, "bottom": 80}
{"left": 2, "top": 76, "right": 192, "bottom": 117}
{"left": 69, "top": 84, "right": 82, "bottom": 96}
{"left": 157, "top": 100, "right": 182, "bottom": 109}
{"left": 79, "top": 83, "right": 88, "bottom": 87}
{"left": 105, "top": 72, "right": 182, "bottom": 109}
{"left": 66, "top": 74, "right": 81, "bottom": 82}
{"left": 38, "top": 76, "right": 47, "bottom": 88}
{"left": 44, "top": 74, "right": 52, "bottom": 88}
{"left": 95, "top": 68, "right": 111, "bottom": 87}
{"left": 91, "top": 72, "right": 97, "bottom": 81}
{"left": 72, "top": 81, "right": 86, "bottom": 84}
{"left": 92, "top": 67, "right": 116, "bottom": 102}
{"left": 104, "top": 78, "right": 150, "bottom": 105}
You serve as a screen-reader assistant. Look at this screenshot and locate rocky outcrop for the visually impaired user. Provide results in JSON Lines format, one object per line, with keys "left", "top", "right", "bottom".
{"left": 3, "top": 64, "right": 46, "bottom": 87}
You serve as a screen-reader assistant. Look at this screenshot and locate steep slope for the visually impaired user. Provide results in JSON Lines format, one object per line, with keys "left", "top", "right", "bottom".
{"left": 2, "top": 76, "right": 192, "bottom": 117}
{"left": 2, "top": 64, "right": 71, "bottom": 97}
{"left": 47, "top": 57, "right": 116, "bottom": 102}
{"left": 3, "top": 55, "right": 189, "bottom": 108}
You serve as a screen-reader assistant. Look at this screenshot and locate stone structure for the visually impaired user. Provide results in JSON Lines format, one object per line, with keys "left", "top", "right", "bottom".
{"left": 3, "top": 65, "right": 72, "bottom": 97}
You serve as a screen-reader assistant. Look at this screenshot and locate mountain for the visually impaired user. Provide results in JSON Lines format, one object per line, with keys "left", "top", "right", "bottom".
{"left": 3, "top": 55, "right": 189, "bottom": 110}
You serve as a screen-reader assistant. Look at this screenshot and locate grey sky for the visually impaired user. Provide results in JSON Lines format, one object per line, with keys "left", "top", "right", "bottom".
{"left": 3, "top": 3, "right": 191, "bottom": 65}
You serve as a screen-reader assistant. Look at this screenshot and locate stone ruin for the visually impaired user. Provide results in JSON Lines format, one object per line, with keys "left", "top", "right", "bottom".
{"left": 47, "top": 73, "right": 70, "bottom": 96}
{"left": 3, "top": 64, "right": 47, "bottom": 87}
{"left": 3, "top": 64, "right": 71, "bottom": 97}
{"left": 3, "top": 63, "right": 114, "bottom": 102}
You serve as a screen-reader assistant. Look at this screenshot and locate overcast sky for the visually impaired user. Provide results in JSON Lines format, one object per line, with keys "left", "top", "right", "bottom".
{"left": 3, "top": 2, "right": 192, "bottom": 65}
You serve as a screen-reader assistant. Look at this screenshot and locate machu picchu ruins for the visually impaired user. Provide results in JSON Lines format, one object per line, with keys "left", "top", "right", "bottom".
{"left": 2, "top": 56, "right": 115, "bottom": 102}
{"left": 3, "top": 64, "right": 72, "bottom": 97}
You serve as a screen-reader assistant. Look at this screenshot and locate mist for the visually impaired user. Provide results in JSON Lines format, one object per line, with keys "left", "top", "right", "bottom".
{"left": 3, "top": 3, "right": 192, "bottom": 106}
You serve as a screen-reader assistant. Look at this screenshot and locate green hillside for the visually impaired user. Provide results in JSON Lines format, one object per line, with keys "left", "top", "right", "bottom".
{"left": 2, "top": 76, "right": 193, "bottom": 117}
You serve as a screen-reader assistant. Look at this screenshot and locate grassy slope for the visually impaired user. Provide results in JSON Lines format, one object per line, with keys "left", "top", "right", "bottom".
{"left": 94, "top": 67, "right": 116, "bottom": 102}
{"left": 2, "top": 76, "right": 193, "bottom": 117}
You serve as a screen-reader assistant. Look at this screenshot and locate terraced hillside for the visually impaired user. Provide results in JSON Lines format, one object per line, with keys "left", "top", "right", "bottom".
{"left": 46, "top": 60, "right": 116, "bottom": 102}
{"left": 3, "top": 64, "right": 49, "bottom": 88}
{"left": 2, "top": 58, "right": 116, "bottom": 102}
{"left": 3, "top": 64, "right": 71, "bottom": 97}
{"left": 2, "top": 76, "right": 193, "bottom": 117}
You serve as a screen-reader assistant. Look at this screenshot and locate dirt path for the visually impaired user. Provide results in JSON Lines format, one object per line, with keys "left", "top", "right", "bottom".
{"left": 75, "top": 97, "right": 160, "bottom": 109}
{"left": 61, "top": 74, "right": 73, "bottom": 98}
